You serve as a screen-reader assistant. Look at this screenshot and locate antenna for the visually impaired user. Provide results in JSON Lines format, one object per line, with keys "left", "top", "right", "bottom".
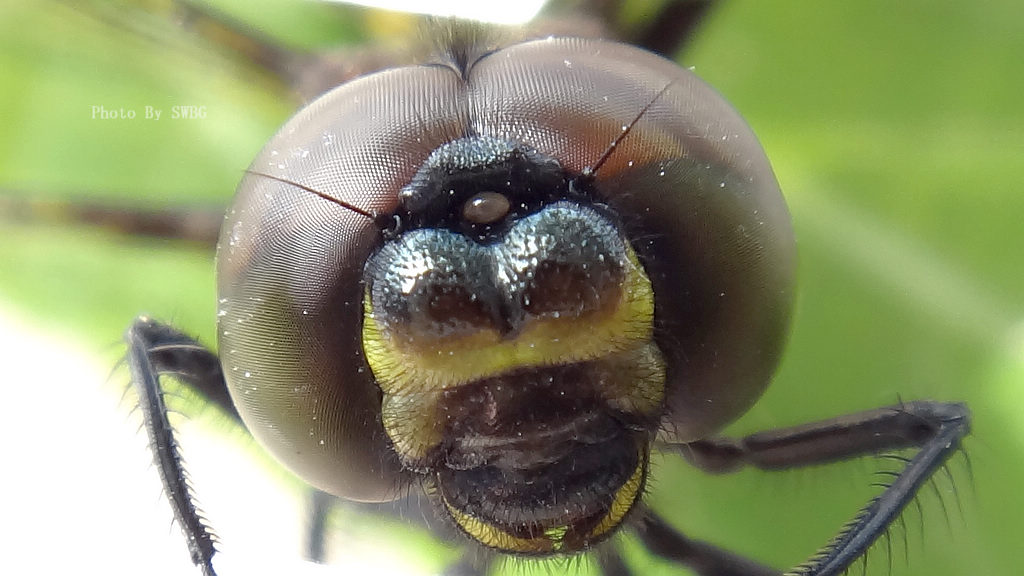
{"left": 245, "top": 170, "right": 379, "bottom": 223}
{"left": 582, "top": 81, "right": 674, "bottom": 178}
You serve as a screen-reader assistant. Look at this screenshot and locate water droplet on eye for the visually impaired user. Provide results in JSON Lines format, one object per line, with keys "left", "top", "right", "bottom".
{"left": 229, "top": 221, "right": 243, "bottom": 247}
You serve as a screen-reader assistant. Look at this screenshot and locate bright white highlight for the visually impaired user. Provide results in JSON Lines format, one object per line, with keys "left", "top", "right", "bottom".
{"left": 326, "top": 0, "right": 546, "bottom": 25}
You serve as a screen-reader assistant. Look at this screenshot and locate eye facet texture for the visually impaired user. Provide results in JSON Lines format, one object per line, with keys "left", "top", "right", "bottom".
{"left": 217, "top": 37, "right": 795, "bottom": 504}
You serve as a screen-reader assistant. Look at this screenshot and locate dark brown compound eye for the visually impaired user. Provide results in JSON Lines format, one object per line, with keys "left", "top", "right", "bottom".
{"left": 462, "top": 191, "right": 511, "bottom": 224}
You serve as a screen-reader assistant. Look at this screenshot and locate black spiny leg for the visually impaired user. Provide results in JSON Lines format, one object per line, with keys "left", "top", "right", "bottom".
{"left": 306, "top": 488, "right": 333, "bottom": 563}
{"left": 125, "top": 316, "right": 234, "bottom": 576}
{"left": 641, "top": 401, "right": 970, "bottom": 576}
{"left": 638, "top": 508, "right": 781, "bottom": 576}
{"left": 596, "top": 545, "right": 631, "bottom": 576}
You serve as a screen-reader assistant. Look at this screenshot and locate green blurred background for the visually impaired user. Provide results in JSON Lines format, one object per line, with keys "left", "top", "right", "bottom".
{"left": 1, "top": 1, "right": 1021, "bottom": 575}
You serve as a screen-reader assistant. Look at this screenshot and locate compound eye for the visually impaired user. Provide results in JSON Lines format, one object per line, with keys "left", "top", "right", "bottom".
{"left": 462, "top": 191, "right": 511, "bottom": 224}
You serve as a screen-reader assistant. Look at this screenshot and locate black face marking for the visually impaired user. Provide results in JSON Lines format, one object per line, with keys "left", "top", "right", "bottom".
{"left": 396, "top": 136, "right": 575, "bottom": 242}
{"left": 366, "top": 201, "right": 630, "bottom": 341}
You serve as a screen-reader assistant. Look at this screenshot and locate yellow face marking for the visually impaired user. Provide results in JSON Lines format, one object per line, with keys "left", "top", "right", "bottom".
{"left": 379, "top": 389, "right": 444, "bottom": 463}
{"left": 362, "top": 243, "right": 655, "bottom": 396}
{"left": 379, "top": 342, "right": 666, "bottom": 464}
{"left": 443, "top": 502, "right": 557, "bottom": 554}
{"left": 597, "top": 343, "right": 667, "bottom": 417}
{"left": 585, "top": 450, "right": 646, "bottom": 541}
{"left": 440, "top": 451, "right": 648, "bottom": 554}
{"left": 545, "top": 526, "right": 570, "bottom": 551}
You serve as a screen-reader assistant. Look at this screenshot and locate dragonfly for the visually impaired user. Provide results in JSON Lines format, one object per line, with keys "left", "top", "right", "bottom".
{"left": 4, "top": 1, "right": 1019, "bottom": 573}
